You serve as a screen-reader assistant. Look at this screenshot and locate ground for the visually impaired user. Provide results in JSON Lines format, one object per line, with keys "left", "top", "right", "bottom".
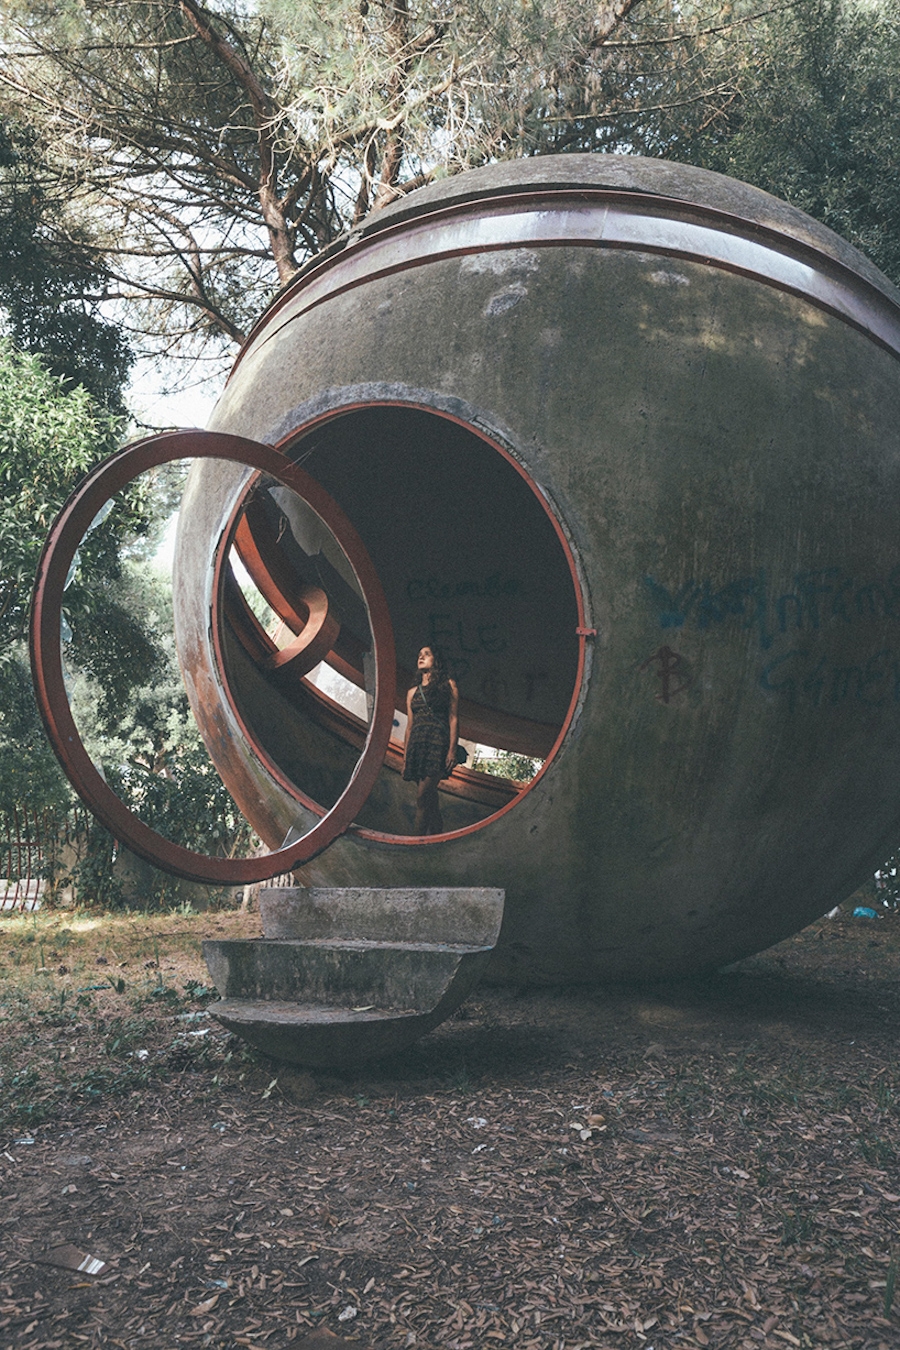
{"left": 1, "top": 904, "right": 899, "bottom": 1350}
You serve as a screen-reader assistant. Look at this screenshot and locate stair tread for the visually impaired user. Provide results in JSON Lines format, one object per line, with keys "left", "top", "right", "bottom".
{"left": 210, "top": 938, "right": 493, "bottom": 954}
{"left": 213, "top": 998, "right": 421, "bottom": 1025}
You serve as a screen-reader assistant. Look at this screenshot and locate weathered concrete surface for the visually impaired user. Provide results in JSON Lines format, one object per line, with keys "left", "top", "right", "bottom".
{"left": 260, "top": 886, "right": 504, "bottom": 946}
{"left": 175, "top": 153, "right": 900, "bottom": 982}
{"left": 204, "top": 887, "right": 504, "bottom": 1067}
{"left": 207, "top": 996, "right": 456, "bottom": 1070}
{"left": 204, "top": 938, "right": 491, "bottom": 1008}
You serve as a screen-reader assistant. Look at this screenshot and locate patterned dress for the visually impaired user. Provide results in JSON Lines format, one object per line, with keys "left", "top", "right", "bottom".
{"left": 403, "top": 680, "right": 451, "bottom": 782}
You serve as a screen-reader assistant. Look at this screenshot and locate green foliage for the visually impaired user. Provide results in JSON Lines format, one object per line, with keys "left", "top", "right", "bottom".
{"left": 0, "top": 649, "right": 72, "bottom": 820}
{"left": 0, "top": 343, "right": 249, "bottom": 890}
{"left": 63, "top": 558, "right": 256, "bottom": 908}
{"left": 67, "top": 587, "right": 163, "bottom": 735}
{"left": 114, "top": 752, "right": 255, "bottom": 858}
{"left": 0, "top": 0, "right": 784, "bottom": 360}
{"left": 0, "top": 338, "right": 125, "bottom": 657}
{"left": 0, "top": 118, "right": 132, "bottom": 408}
{"left": 671, "top": 0, "right": 900, "bottom": 287}
{"left": 0, "top": 343, "right": 132, "bottom": 824}
{"left": 472, "top": 748, "right": 542, "bottom": 784}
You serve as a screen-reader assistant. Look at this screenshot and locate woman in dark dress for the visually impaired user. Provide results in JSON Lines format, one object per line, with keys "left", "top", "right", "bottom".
{"left": 403, "top": 646, "right": 459, "bottom": 835}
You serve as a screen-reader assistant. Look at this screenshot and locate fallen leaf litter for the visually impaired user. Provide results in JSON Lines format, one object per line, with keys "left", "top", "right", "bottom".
{"left": 0, "top": 908, "right": 898, "bottom": 1348}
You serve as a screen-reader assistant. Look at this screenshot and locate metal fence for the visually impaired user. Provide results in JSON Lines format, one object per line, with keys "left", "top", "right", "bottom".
{"left": 1, "top": 804, "right": 301, "bottom": 913}
{"left": 0, "top": 807, "right": 87, "bottom": 914}
{"left": 1, "top": 806, "right": 47, "bottom": 912}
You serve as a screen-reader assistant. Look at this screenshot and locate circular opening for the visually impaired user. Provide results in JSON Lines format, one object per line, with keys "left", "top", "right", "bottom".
{"left": 217, "top": 405, "right": 585, "bottom": 841}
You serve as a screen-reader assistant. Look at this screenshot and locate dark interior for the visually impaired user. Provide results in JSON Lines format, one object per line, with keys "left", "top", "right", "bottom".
{"left": 221, "top": 407, "right": 581, "bottom": 837}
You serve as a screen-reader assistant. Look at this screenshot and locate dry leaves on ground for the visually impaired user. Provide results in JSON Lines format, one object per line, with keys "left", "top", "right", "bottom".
{"left": 0, "top": 909, "right": 899, "bottom": 1349}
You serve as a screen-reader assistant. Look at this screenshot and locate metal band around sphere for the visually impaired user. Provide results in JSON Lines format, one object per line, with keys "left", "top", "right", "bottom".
{"left": 233, "top": 188, "right": 900, "bottom": 381}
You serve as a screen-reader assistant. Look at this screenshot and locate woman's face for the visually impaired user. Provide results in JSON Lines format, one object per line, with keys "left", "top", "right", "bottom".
{"left": 417, "top": 646, "right": 435, "bottom": 672}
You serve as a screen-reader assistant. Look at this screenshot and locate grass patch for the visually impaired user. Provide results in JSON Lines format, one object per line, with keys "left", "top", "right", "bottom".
{"left": 0, "top": 906, "right": 258, "bottom": 1135}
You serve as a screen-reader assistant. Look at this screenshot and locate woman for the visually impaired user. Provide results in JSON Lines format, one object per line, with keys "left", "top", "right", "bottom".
{"left": 403, "top": 646, "right": 459, "bottom": 836}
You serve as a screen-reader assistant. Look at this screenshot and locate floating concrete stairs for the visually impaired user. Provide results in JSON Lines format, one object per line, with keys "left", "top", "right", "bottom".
{"left": 203, "top": 887, "right": 504, "bottom": 1069}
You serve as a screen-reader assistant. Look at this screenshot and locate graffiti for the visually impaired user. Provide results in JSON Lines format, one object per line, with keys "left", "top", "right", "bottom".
{"left": 759, "top": 647, "right": 900, "bottom": 712}
{"left": 643, "top": 565, "right": 900, "bottom": 652}
{"left": 640, "top": 646, "right": 691, "bottom": 703}
{"left": 407, "top": 571, "right": 524, "bottom": 603}
{"left": 522, "top": 668, "right": 549, "bottom": 702}
{"left": 427, "top": 613, "right": 507, "bottom": 657}
{"left": 642, "top": 563, "right": 900, "bottom": 714}
{"left": 480, "top": 668, "right": 510, "bottom": 703}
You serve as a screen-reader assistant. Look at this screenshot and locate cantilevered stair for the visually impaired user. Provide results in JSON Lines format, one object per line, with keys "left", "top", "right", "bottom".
{"left": 203, "top": 887, "right": 504, "bottom": 1068}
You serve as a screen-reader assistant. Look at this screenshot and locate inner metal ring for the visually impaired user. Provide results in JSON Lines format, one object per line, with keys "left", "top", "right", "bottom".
{"left": 29, "top": 429, "right": 396, "bottom": 884}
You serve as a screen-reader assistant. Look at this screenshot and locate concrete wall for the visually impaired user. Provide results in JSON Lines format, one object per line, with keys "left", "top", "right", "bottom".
{"left": 174, "top": 154, "right": 900, "bottom": 980}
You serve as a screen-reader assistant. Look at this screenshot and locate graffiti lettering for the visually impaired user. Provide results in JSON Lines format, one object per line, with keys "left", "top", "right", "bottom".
{"left": 428, "top": 613, "right": 508, "bottom": 658}
{"left": 480, "top": 668, "right": 510, "bottom": 703}
{"left": 644, "top": 565, "right": 900, "bottom": 651}
{"left": 407, "top": 571, "right": 524, "bottom": 603}
{"left": 759, "top": 647, "right": 899, "bottom": 712}
{"left": 640, "top": 646, "right": 691, "bottom": 703}
{"left": 523, "top": 669, "right": 549, "bottom": 702}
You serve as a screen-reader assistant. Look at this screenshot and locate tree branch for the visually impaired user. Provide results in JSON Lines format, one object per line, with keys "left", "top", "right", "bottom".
{"left": 178, "top": 0, "right": 303, "bottom": 283}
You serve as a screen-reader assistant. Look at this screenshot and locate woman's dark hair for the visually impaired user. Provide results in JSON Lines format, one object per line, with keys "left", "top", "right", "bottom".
{"left": 417, "top": 644, "right": 450, "bottom": 687}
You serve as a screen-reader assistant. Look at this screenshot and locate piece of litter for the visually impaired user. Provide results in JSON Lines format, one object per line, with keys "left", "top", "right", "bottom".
{"left": 41, "top": 1244, "right": 109, "bottom": 1277}
{"left": 188, "top": 1027, "right": 210, "bottom": 1037}
{"left": 351, "top": 1005, "right": 375, "bottom": 1012}
{"left": 14, "top": 1136, "right": 35, "bottom": 1145}
{"left": 337, "top": 1305, "right": 358, "bottom": 1322}
{"left": 133, "top": 1049, "right": 149, "bottom": 1060}
{"left": 466, "top": 1116, "right": 488, "bottom": 1129}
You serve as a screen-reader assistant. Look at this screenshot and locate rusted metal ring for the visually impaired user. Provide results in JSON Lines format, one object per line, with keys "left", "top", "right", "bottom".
{"left": 30, "top": 430, "right": 396, "bottom": 884}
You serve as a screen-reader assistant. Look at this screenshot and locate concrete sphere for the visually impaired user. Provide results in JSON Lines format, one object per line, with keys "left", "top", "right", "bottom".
{"left": 174, "top": 153, "right": 900, "bottom": 981}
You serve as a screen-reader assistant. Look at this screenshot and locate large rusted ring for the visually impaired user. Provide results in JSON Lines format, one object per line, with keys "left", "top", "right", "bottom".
{"left": 30, "top": 430, "right": 396, "bottom": 884}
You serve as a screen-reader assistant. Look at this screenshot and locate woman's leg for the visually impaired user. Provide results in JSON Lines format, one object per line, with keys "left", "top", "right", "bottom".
{"left": 414, "top": 777, "right": 431, "bottom": 834}
{"left": 415, "top": 775, "right": 443, "bottom": 835}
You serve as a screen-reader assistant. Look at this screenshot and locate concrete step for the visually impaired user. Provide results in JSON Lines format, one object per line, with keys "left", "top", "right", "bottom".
{"left": 203, "top": 887, "right": 504, "bottom": 1068}
{"left": 202, "top": 937, "right": 492, "bottom": 1009}
{"left": 259, "top": 885, "right": 503, "bottom": 946}
{"left": 210, "top": 998, "right": 455, "bottom": 1069}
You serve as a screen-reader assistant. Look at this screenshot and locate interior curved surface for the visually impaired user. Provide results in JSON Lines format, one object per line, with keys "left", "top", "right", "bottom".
{"left": 220, "top": 406, "right": 581, "bottom": 838}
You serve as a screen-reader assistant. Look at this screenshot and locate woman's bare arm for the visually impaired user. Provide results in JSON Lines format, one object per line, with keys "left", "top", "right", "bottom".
{"left": 446, "top": 679, "right": 459, "bottom": 772}
{"left": 404, "top": 686, "right": 415, "bottom": 756}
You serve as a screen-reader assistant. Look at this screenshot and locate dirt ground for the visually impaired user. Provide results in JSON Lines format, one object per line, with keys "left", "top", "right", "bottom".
{"left": 1, "top": 904, "right": 899, "bottom": 1350}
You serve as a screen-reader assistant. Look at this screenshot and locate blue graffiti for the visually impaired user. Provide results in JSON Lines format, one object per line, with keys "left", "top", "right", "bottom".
{"left": 759, "top": 648, "right": 900, "bottom": 712}
{"left": 644, "top": 565, "right": 900, "bottom": 651}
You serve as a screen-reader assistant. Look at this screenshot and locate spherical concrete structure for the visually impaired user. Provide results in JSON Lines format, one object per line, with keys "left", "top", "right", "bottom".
{"left": 172, "top": 153, "right": 900, "bottom": 981}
